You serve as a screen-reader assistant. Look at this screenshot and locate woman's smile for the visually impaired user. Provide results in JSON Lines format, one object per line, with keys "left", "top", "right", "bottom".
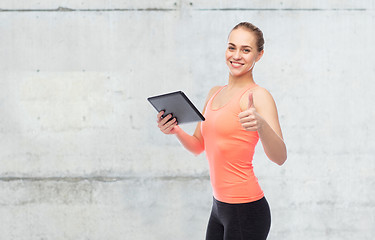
{"left": 230, "top": 61, "right": 245, "bottom": 68}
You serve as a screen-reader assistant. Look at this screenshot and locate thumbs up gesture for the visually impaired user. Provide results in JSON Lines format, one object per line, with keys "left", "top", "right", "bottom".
{"left": 238, "top": 92, "right": 264, "bottom": 131}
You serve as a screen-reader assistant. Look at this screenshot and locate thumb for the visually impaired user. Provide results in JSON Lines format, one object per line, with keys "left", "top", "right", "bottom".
{"left": 248, "top": 92, "right": 254, "bottom": 109}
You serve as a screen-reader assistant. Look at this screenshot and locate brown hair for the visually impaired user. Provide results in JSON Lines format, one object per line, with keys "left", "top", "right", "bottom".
{"left": 231, "top": 22, "right": 265, "bottom": 52}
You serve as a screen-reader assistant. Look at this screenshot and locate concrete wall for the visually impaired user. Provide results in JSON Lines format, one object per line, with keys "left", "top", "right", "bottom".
{"left": 1, "top": 1, "right": 374, "bottom": 239}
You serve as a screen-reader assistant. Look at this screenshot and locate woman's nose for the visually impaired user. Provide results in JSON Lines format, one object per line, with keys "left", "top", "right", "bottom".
{"left": 233, "top": 50, "right": 242, "bottom": 60}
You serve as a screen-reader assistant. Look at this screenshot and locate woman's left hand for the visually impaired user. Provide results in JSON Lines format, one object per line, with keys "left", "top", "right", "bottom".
{"left": 238, "top": 92, "right": 264, "bottom": 131}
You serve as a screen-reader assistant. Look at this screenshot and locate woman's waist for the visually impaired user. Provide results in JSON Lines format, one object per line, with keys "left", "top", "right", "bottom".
{"left": 211, "top": 177, "right": 264, "bottom": 204}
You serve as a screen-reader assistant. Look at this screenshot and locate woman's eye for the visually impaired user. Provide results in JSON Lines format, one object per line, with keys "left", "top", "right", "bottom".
{"left": 243, "top": 49, "right": 251, "bottom": 53}
{"left": 228, "top": 47, "right": 235, "bottom": 50}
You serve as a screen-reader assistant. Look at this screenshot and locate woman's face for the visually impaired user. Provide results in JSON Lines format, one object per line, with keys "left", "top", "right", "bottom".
{"left": 225, "top": 28, "right": 262, "bottom": 77}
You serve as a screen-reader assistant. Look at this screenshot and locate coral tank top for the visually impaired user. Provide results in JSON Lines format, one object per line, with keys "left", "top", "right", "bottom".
{"left": 201, "top": 84, "right": 264, "bottom": 203}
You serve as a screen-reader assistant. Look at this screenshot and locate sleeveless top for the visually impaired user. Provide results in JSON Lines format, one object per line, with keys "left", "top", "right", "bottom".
{"left": 201, "top": 84, "right": 264, "bottom": 203}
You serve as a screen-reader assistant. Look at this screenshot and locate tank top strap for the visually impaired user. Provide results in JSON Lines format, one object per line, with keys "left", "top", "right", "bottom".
{"left": 235, "top": 83, "right": 258, "bottom": 102}
{"left": 208, "top": 85, "right": 227, "bottom": 105}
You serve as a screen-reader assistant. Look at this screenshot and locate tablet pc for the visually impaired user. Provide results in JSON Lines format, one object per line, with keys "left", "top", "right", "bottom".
{"left": 147, "top": 91, "right": 205, "bottom": 124}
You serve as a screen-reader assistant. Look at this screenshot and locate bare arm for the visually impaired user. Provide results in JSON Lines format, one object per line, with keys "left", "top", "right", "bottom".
{"left": 239, "top": 87, "right": 287, "bottom": 165}
{"left": 157, "top": 86, "right": 221, "bottom": 155}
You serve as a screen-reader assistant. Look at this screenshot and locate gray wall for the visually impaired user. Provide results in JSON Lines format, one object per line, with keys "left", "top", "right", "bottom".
{"left": 1, "top": 1, "right": 374, "bottom": 239}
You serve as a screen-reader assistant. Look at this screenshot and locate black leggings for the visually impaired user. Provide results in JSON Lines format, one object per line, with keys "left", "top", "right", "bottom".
{"left": 205, "top": 197, "right": 271, "bottom": 240}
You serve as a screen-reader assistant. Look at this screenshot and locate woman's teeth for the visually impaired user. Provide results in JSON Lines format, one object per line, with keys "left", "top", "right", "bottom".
{"left": 231, "top": 61, "right": 243, "bottom": 67}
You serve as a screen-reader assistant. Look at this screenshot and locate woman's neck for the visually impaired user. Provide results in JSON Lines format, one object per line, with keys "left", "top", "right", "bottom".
{"left": 227, "top": 71, "right": 255, "bottom": 89}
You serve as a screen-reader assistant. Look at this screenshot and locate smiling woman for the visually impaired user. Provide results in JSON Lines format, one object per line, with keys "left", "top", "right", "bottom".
{"left": 156, "top": 22, "right": 287, "bottom": 240}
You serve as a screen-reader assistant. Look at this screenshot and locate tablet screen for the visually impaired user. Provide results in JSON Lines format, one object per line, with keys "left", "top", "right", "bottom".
{"left": 148, "top": 91, "right": 205, "bottom": 124}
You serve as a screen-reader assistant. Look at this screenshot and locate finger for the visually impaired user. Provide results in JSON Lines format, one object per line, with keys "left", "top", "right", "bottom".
{"left": 159, "top": 114, "right": 172, "bottom": 126}
{"left": 238, "top": 109, "right": 255, "bottom": 119}
{"left": 244, "top": 126, "right": 257, "bottom": 132}
{"left": 161, "top": 121, "right": 177, "bottom": 134}
{"left": 164, "top": 121, "right": 178, "bottom": 133}
{"left": 157, "top": 110, "right": 164, "bottom": 119}
{"left": 241, "top": 122, "right": 257, "bottom": 131}
{"left": 157, "top": 111, "right": 164, "bottom": 123}
{"left": 160, "top": 117, "right": 176, "bottom": 131}
{"left": 248, "top": 92, "right": 254, "bottom": 109}
{"left": 238, "top": 112, "right": 247, "bottom": 119}
{"left": 239, "top": 116, "right": 255, "bottom": 124}
{"left": 242, "top": 121, "right": 257, "bottom": 128}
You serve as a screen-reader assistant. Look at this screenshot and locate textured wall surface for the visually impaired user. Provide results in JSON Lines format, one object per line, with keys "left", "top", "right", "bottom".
{"left": 1, "top": 1, "right": 374, "bottom": 239}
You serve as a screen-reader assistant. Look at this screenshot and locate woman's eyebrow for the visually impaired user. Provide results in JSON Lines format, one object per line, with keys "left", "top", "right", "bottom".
{"left": 228, "top": 43, "right": 253, "bottom": 49}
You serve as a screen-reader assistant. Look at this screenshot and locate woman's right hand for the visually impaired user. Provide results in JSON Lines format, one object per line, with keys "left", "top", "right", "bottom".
{"left": 157, "top": 111, "right": 179, "bottom": 134}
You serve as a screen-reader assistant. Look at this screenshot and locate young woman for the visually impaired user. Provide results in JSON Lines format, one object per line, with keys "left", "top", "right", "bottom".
{"left": 156, "top": 22, "right": 287, "bottom": 240}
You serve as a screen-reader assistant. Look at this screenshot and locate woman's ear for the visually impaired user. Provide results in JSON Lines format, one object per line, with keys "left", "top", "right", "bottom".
{"left": 256, "top": 50, "right": 264, "bottom": 62}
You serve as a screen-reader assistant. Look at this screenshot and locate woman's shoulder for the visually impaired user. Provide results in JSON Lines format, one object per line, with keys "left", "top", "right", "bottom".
{"left": 200, "top": 86, "right": 223, "bottom": 114}
{"left": 242, "top": 85, "right": 273, "bottom": 99}
{"left": 209, "top": 85, "right": 223, "bottom": 92}
{"left": 206, "top": 85, "right": 223, "bottom": 100}
{"left": 240, "top": 85, "right": 276, "bottom": 111}
{"left": 252, "top": 85, "right": 273, "bottom": 98}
